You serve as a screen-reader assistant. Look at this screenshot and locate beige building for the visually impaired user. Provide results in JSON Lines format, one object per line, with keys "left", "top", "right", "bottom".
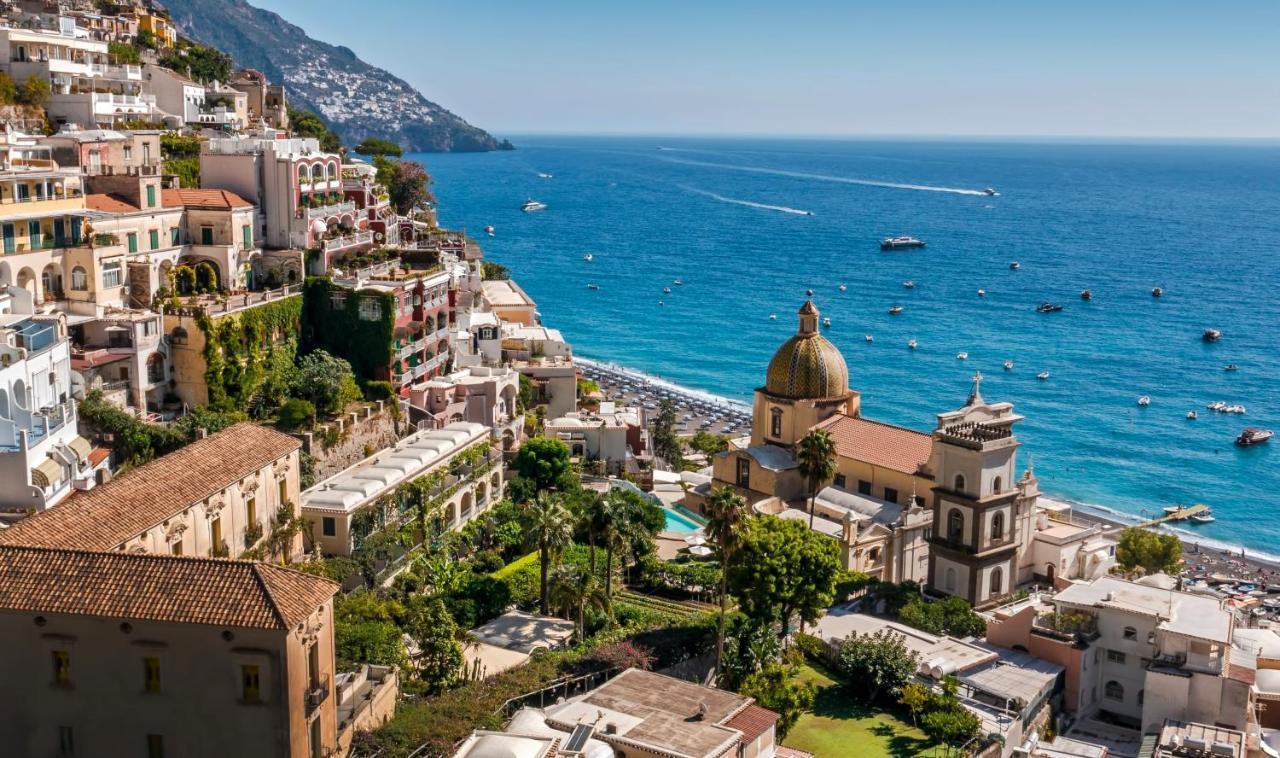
{"left": 480, "top": 279, "right": 538, "bottom": 325}
{"left": 0, "top": 544, "right": 340, "bottom": 758}
{"left": 0, "top": 422, "right": 303, "bottom": 561}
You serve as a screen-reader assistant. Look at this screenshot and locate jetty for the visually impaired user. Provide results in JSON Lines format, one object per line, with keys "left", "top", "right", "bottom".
{"left": 1133, "top": 503, "right": 1211, "bottom": 529}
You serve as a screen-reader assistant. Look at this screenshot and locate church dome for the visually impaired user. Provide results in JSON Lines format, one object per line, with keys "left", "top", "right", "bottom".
{"left": 765, "top": 301, "right": 849, "bottom": 400}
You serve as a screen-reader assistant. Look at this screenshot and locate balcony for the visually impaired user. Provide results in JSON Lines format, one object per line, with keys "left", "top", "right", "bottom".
{"left": 91, "top": 92, "right": 156, "bottom": 116}
{"left": 321, "top": 230, "right": 374, "bottom": 254}
{"left": 305, "top": 674, "right": 330, "bottom": 713}
{"left": 307, "top": 200, "right": 356, "bottom": 220}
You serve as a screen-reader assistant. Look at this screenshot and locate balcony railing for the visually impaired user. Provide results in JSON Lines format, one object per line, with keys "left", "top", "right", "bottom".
{"left": 307, "top": 200, "right": 356, "bottom": 220}
{"left": 165, "top": 284, "right": 303, "bottom": 317}
{"left": 321, "top": 230, "right": 374, "bottom": 254}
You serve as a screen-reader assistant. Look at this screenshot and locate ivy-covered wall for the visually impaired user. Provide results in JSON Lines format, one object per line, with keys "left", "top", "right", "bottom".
{"left": 300, "top": 277, "right": 397, "bottom": 385}
{"left": 196, "top": 295, "right": 303, "bottom": 412}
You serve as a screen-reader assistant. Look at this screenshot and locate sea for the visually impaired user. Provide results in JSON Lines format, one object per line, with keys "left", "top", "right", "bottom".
{"left": 410, "top": 136, "right": 1280, "bottom": 556}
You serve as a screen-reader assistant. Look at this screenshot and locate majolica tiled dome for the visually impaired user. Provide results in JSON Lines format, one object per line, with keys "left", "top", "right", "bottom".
{"left": 765, "top": 301, "right": 849, "bottom": 399}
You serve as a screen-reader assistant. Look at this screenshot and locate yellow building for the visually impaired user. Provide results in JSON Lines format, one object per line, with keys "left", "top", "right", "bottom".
{"left": 136, "top": 13, "right": 178, "bottom": 48}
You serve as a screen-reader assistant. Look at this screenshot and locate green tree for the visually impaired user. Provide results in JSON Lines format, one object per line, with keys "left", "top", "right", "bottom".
{"left": 727, "top": 516, "right": 840, "bottom": 636}
{"left": 336, "top": 620, "right": 407, "bottom": 670}
{"left": 383, "top": 158, "right": 434, "bottom": 215}
{"left": 481, "top": 261, "right": 510, "bottom": 281}
{"left": 522, "top": 493, "right": 574, "bottom": 615}
{"left": 921, "top": 706, "right": 981, "bottom": 756}
{"left": 159, "top": 41, "right": 231, "bottom": 83}
{"left": 739, "top": 662, "right": 815, "bottom": 740}
{"left": 600, "top": 489, "right": 663, "bottom": 597}
{"left": 549, "top": 564, "right": 608, "bottom": 639}
{"left": 355, "top": 137, "right": 403, "bottom": 157}
{"left": 292, "top": 349, "right": 361, "bottom": 415}
{"left": 276, "top": 398, "right": 315, "bottom": 430}
{"left": 689, "top": 430, "right": 729, "bottom": 456}
{"left": 511, "top": 436, "right": 572, "bottom": 496}
{"left": 796, "top": 429, "right": 837, "bottom": 531}
{"left": 289, "top": 107, "right": 343, "bottom": 152}
{"left": 651, "top": 398, "right": 683, "bottom": 468}
{"left": 899, "top": 681, "right": 931, "bottom": 727}
{"left": 581, "top": 492, "right": 611, "bottom": 573}
{"left": 705, "top": 486, "right": 749, "bottom": 676}
{"left": 108, "top": 41, "right": 141, "bottom": 64}
{"left": 1116, "top": 527, "right": 1182, "bottom": 576}
{"left": 836, "top": 629, "right": 921, "bottom": 703}
{"left": 719, "top": 615, "right": 782, "bottom": 691}
{"left": 403, "top": 597, "right": 464, "bottom": 694}
{"left": 17, "top": 75, "right": 49, "bottom": 107}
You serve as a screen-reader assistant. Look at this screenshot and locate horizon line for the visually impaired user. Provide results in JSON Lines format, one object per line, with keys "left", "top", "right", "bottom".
{"left": 481, "top": 131, "right": 1280, "bottom": 145}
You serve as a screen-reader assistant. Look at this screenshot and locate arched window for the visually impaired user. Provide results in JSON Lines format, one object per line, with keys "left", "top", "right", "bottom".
{"left": 298, "top": 164, "right": 310, "bottom": 182}
{"left": 867, "top": 547, "right": 881, "bottom": 564}
{"left": 1123, "top": 626, "right": 1137, "bottom": 640}
{"left": 329, "top": 161, "right": 339, "bottom": 179}
{"left": 70, "top": 266, "right": 87, "bottom": 291}
{"left": 990, "top": 566, "right": 1003, "bottom": 595}
{"left": 992, "top": 475, "right": 1003, "bottom": 493}
{"left": 945, "top": 567, "right": 957, "bottom": 592}
{"left": 769, "top": 407, "right": 783, "bottom": 438}
{"left": 954, "top": 473, "right": 966, "bottom": 494}
{"left": 947, "top": 509, "right": 963, "bottom": 540}
{"left": 1104, "top": 681, "right": 1123, "bottom": 701}
{"left": 991, "top": 512, "right": 1005, "bottom": 541}
{"left": 170, "top": 326, "right": 188, "bottom": 345}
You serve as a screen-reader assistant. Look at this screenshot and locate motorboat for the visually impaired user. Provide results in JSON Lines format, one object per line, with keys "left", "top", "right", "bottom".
{"left": 908, "top": 339, "right": 918, "bottom": 349}
{"left": 1236, "top": 428, "right": 1273, "bottom": 446}
{"left": 888, "top": 306, "right": 904, "bottom": 315}
{"left": 673, "top": 279, "right": 684, "bottom": 286}
{"left": 978, "top": 289, "right": 987, "bottom": 297}
{"left": 1009, "top": 261, "right": 1021, "bottom": 270}
{"left": 1003, "top": 360, "right": 1014, "bottom": 370}
{"left": 983, "top": 187, "right": 998, "bottom": 196}
{"left": 1190, "top": 510, "right": 1216, "bottom": 525}
{"left": 484, "top": 224, "right": 495, "bottom": 236}
{"left": 1152, "top": 286, "right": 1163, "bottom": 297}
{"left": 881, "top": 236, "right": 926, "bottom": 250}
{"left": 1080, "top": 289, "right": 1092, "bottom": 301}
{"left": 838, "top": 283, "right": 848, "bottom": 292}
{"left": 865, "top": 334, "right": 874, "bottom": 342}
{"left": 1225, "top": 364, "right": 1239, "bottom": 372}
{"left": 1227, "top": 405, "right": 1247, "bottom": 415}
{"left": 1036, "top": 303, "right": 1064, "bottom": 313}
{"left": 1138, "top": 396, "right": 1150, "bottom": 407}
{"left": 537, "top": 172, "right": 553, "bottom": 179}
{"left": 1203, "top": 329, "right": 1222, "bottom": 342}
{"left": 822, "top": 317, "right": 832, "bottom": 328}
{"left": 903, "top": 280, "right": 916, "bottom": 289}
{"left": 663, "top": 287, "right": 672, "bottom": 294}
{"left": 583, "top": 252, "right": 593, "bottom": 262}
{"left": 1037, "top": 371, "right": 1050, "bottom": 380}
{"left": 769, "top": 314, "right": 777, "bottom": 320}
{"left": 586, "top": 283, "right": 599, "bottom": 290}
{"left": 521, "top": 199, "right": 547, "bottom": 212}
{"left": 1187, "top": 411, "right": 1198, "bottom": 420}
{"left": 956, "top": 352, "right": 969, "bottom": 360}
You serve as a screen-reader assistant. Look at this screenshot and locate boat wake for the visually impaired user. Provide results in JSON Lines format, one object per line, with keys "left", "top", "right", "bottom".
{"left": 679, "top": 185, "right": 813, "bottom": 215}
{"left": 664, "top": 157, "right": 989, "bottom": 196}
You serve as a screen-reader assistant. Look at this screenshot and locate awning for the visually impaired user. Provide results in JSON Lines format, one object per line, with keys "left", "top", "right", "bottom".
{"left": 31, "top": 458, "right": 64, "bottom": 488}
{"left": 67, "top": 436, "right": 92, "bottom": 465}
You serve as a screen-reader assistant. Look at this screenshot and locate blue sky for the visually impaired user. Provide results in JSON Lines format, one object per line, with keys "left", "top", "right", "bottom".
{"left": 253, "top": 0, "right": 1279, "bottom": 138}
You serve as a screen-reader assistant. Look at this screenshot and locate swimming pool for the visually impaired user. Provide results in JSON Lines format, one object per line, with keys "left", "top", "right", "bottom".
{"left": 662, "top": 505, "right": 706, "bottom": 535}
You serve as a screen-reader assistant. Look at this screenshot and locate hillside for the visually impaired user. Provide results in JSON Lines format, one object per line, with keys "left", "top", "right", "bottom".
{"left": 160, "top": 0, "right": 512, "bottom": 153}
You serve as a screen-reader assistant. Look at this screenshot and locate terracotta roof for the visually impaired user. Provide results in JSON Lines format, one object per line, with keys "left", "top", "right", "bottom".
{"left": 0, "top": 423, "right": 299, "bottom": 551}
{"left": 161, "top": 188, "right": 253, "bottom": 210}
{"left": 1228, "top": 663, "right": 1256, "bottom": 685}
{"left": 85, "top": 193, "right": 140, "bottom": 213}
{"left": 0, "top": 545, "right": 337, "bottom": 630}
{"left": 813, "top": 414, "right": 933, "bottom": 476}
{"left": 724, "top": 704, "right": 779, "bottom": 742}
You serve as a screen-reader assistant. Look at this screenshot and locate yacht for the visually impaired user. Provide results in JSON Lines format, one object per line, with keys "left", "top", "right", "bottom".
{"left": 586, "top": 283, "right": 599, "bottom": 290}
{"left": 903, "top": 280, "right": 916, "bottom": 289}
{"left": 663, "top": 287, "right": 672, "bottom": 294}
{"left": 768, "top": 314, "right": 777, "bottom": 321}
{"left": 888, "top": 306, "right": 904, "bottom": 315}
{"left": 983, "top": 187, "right": 999, "bottom": 196}
{"left": 865, "top": 334, "right": 875, "bottom": 343}
{"left": 977, "top": 288, "right": 987, "bottom": 297}
{"left": 908, "top": 339, "right": 918, "bottom": 350}
{"left": 838, "top": 283, "right": 848, "bottom": 292}
{"left": 537, "top": 172, "right": 553, "bottom": 179}
{"left": 1236, "top": 428, "right": 1274, "bottom": 446}
{"left": 1203, "top": 329, "right": 1222, "bottom": 342}
{"left": 583, "top": 252, "right": 593, "bottom": 262}
{"left": 673, "top": 279, "right": 684, "bottom": 286}
{"left": 484, "top": 224, "right": 495, "bottom": 236}
{"left": 881, "top": 236, "right": 926, "bottom": 250}
{"left": 1003, "top": 360, "right": 1014, "bottom": 371}
{"left": 1036, "top": 303, "right": 1064, "bottom": 313}
{"left": 1191, "top": 509, "right": 1216, "bottom": 525}
{"left": 1152, "top": 286, "right": 1163, "bottom": 298}
{"left": 1080, "top": 289, "right": 1093, "bottom": 301}
{"left": 1009, "top": 261, "right": 1021, "bottom": 270}
{"left": 521, "top": 199, "right": 547, "bottom": 212}
{"left": 1138, "top": 396, "right": 1150, "bottom": 407}
{"left": 1037, "top": 371, "right": 1050, "bottom": 380}
{"left": 822, "top": 317, "right": 832, "bottom": 328}
{"left": 956, "top": 352, "right": 969, "bottom": 360}
{"left": 1207, "top": 401, "right": 1228, "bottom": 412}
{"left": 1187, "top": 410, "right": 1198, "bottom": 420}
{"left": 1225, "top": 364, "right": 1239, "bottom": 372}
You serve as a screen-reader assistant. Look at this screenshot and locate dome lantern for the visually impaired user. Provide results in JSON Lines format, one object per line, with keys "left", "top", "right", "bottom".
{"left": 764, "top": 301, "right": 849, "bottom": 400}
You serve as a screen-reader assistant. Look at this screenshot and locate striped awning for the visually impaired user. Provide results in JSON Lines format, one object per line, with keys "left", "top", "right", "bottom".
{"left": 67, "top": 436, "right": 93, "bottom": 465}
{"left": 31, "top": 458, "right": 64, "bottom": 488}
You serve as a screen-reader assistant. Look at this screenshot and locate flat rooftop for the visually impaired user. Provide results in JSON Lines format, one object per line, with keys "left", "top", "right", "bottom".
{"left": 811, "top": 609, "right": 996, "bottom": 676}
{"left": 482, "top": 279, "right": 535, "bottom": 308}
{"left": 1054, "top": 575, "right": 1232, "bottom": 644}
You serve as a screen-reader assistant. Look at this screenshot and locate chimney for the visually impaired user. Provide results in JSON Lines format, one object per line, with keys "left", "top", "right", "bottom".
{"left": 196, "top": 427, "right": 208, "bottom": 439}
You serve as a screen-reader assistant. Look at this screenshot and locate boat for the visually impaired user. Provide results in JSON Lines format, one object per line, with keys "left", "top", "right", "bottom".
{"left": 1227, "top": 405, "right": 1246, "bottom": 415}
{"left": 1225, "top": 364, "right": 1239, "bottom": 372}
{"left": 983, "top": 187, "right": 998, "bottom": 196}
{"left": 1152, "top": 287, "right": 1163, "bottom": 297}
{"left": 1190, "top": 510, "right": 1216, "bottom": 525}
{"left": 537, "top": 172, "right": 553, "bottom": 179}
{"left": 908, "top": 339, "right": 918, "bottom": 349}
{"left": 1187, "top": 411, "right": 1198, "bottom": 420}
{"left": 583, "top": 252, "right": 593, "bottom": 262}
{"left": 956, "top": 352, "right": 968, "bottom": 360}
{"left": 903, "top": 280, "right": 915, "bottom": 289}
{"left": 1009, "top": 261, "right": 1021, "bottom": 270}
{"left": 881, "top": 236, "right": 926, "bottom": 250}
{"left": 1003, "top": 360, "right": 1014, "bottom": 370}
{"left": 1080, "top": 289, "right": 1092, "bottom": 301}
{"left": 663, "top": 287, "right": 672, "bottom": 294}
{"left": 586, "top": 283, "right": 599, "bottom": 290}
{"left": 1236, "top": 428, "right": 1273, "bottom": 446}
{"left": 1138, "top": 396, "right": 1150, "bottom": 407}
{"left": 1203, "top": 329, "right": 1222, "bottom": 342}
{"left": 673, "top": 279, "right": 684, "bottom": 286}
{"left": 888, "top": 306, "right": 904, "bottom": 315}
{"left": 822, "top": 317, "right": 832, "bottom": 328}
{"left": 521, "top": 199, "right": 547, "bottom": 212}
{"left": 838, "top": 284, "right": 847, "bottom": 292}
{"left": 1037, "top": 371, "right": 1050, "bottom": 380}
{"left": 768, "top": 314, "right": 777, "bottom": 320}
{"left": 484, "top": 224, "right": 495, "bottom": 236}
{"left": 1036, "top": 303, "right": 1064, "bottom": 313}
{"left": 977, "top": 289, "right": 986, "bottom": 297}
{"left": 865, "top": 334, "right": 874, "bottom": 343}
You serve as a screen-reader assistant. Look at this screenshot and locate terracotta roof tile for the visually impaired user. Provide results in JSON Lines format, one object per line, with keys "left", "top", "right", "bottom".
{"left": 0, "top": 423, "right": 299, "bottom": 551}
{"left": 161, "top": 188, "right": 252, "bottom": 210}
{"left": 724, "top": 703, "right": 779, "bottom": 742}
{"left": 813, "top": 414, "right": 933, "bottom": 477}
{"left": 0, "top": 545, "right": 336, "bottom": 630}
{"left": 85, "top": 193, "right": 140, "bottom": 213}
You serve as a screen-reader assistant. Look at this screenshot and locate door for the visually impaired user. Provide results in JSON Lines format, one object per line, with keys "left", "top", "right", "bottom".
{"left": 3, "top": 223, "right": 13, "bottom": 254}
{"left": 53, "top": 218, "right": 65, "bottom": 248}
{"left": 1045, "top": 563, "right": 1056, "bottom": 584}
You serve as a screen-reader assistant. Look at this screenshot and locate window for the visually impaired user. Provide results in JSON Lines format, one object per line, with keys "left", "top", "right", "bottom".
{"left": 991, "top": 512, "right": 1005, "bottom": 541}
{"left": 867, "top": 547, "right": 881, "bottom": 564}
{"left": 923, "top": 527, "right": 932, "bottom": 541}
{"left": 58, "top": 726, "right": 74, "bottom": 756}
{"left": 769, "top": 407, "right": 782, "bottom": 438}
{"left": 200, "top": 226, "right": 213, "bottom": 245}
{"left": 990, "top": 566, "right": 1003, "bottom": 595}
{"left": 143, "top": 657, "right": 161, "bottom": 693}
{"left": 736, "top": 458, "right": 750, "bottom": 488}
{"left": 1104, "top": 680, "right": 1124, "bottom": 701}
{"left": 146, "top": 734, "right": 164, "bottom": 758}
{"left": 170, "top": 227, "right": 180, "bottom": 246}
{"left": 947, "top": 509, "right": 964, "bottom": 540}
{"left": 945, "top": 567, "right": 957, "bottom": 592}
{"left": 149, "top": 229, "right": 159, "bottom": 250}
{"left": 127, "top": 232, "right": 138, "bottom": 253}
{"left": 992, "top": 476, "right": 1002, "bottom": 493}
{"left": 834, "top": 474, "right": 847, "bottom": 489}
{"left": 52, "top": 650, "right": 70, "bottom": 686}
{"left": 278, "top": 479, "right": 288, "bottom": 506}
{"left": 322, "top": 517, "right": 336, "bottom": 537}
{"left": 103, "top": 261, "right": 122, "bottom": 288}
{"left": 954, "top": 474, "right": 966, "bottom": 494}
{"left": 358, "top": 297, "right": 381, "bottom": 321}
{"left": 70, "top": 266, "right": 87, "bottom": 291}
{"left": 246, "top": 496, "right": 256, "bottom": 527}
{"left": 1138, "top": 689, "right": 1144, "bottom": 706}
{"left": 145, "top": 185, "right": 156, "bottom": 208}
{"left": 857, "top": 480, "right": 872, "bottom": 495}
{"left": 884, "top": 487, "right": 899, "bottom": 504}
{"left": 123, "top": 145, "right": 133, "bottom": 160}
{"left": 143, "top": 319, "right": 157, "bottom": 337}
{"left": 1107, "top": 650, "right": 1126, "bottom": 664}
{"left": 170, "top": 541, "right": 182, "bottom": 556}
{"left": 210, "top": 516, "right": 222, "bottom": 550}
{"left": 241, "top": 664, "right": 262, "bottom": 703}
{"left": 1123, "top": 626, "right": 1137, "bottom": 640}
{"left": 242, "top": 224, "right": 252, "bottom": 248}
{"left": 170, "top": 327, "right": 188, "bottom": 345}
{"left": 298, "top": 164, "right": 310, "bottom": 182}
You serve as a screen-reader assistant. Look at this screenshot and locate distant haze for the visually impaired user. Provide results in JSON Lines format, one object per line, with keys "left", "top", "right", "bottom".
{"left": 253, "top": 0, "right": 1280, "bottom": 139}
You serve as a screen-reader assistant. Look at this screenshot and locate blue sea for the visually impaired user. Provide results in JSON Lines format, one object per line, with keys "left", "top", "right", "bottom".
{"left": 413, "top": 137, "right": 1280, "bottom": 555}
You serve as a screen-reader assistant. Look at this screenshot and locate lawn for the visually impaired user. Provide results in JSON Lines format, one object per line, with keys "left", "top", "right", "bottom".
{"left": 784, "top": 663, "right": 945, "bottom": 758}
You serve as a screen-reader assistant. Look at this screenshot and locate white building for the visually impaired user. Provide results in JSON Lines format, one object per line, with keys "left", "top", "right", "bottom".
{"left": 545, "top": 401, "right": 648, "bottom": 475}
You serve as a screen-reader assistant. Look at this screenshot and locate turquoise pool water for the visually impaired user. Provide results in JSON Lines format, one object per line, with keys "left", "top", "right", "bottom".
{"left": 662, "top": 506, "right": 704, "bottom": 535}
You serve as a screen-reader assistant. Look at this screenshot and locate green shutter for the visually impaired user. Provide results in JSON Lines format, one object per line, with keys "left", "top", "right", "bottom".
{"left": 242, "top": 224, "right": 252, "bottom": 248}
{"left": 146, "top": 185, "right": 156, "bottom": 208}
{"left": 127, "top": 232, "right": 138, "bottom": 253}
{"left": 149, "top": 230, "right": 159, "bottom": 249}
{"left": 170, "top": 227, "right": 179, "bottom": 245}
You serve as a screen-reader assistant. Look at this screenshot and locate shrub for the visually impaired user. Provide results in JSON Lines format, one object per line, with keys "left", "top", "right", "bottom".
{"left": 364, "top": 380, "right": 395, "bottom": 401}
{"left": 276, "top": 398, "right": 316, "bottom": 431}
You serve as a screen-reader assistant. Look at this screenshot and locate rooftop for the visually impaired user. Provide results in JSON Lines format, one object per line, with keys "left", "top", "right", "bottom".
{"left": 162, "top": 188, "right": 252, "bottom": 210}
{"left": 482, "top": 279, "right": 536, "bottom": 309}
{"left": 811, "top": 608, "right": 997, "bottom": 676}
{"left": 812, "top": 414, "right": 933, "bottom": 477}
{"left": 1153, "top": 719, "right": 1244, "bottom": 758}
{"left": 0, "top": 545, "right": 336, "bottom": 630}
{"left": 1053, "top": 576, "right": 1232, "bottom": 644}
{"left": 0, "top": 423, "right": 299, "bottom": 551}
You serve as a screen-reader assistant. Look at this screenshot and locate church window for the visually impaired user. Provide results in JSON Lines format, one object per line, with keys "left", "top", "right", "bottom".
{"left": 992, "top": 476, "right": 1002, "bottom": 493}
{"left": 990, "top": 567, "right": 1003, "bottom": 595}
{"left": 991, "top": 512, "right": 1005, "bottom": 541}
{"left": 834, "top": 474, "right": 846, "bottom": 489}
{"left": 857, "top": 480, "right": 872, "bottom": 496}
{"left": 954, "top": 474, "right": 966, "bottom": 494}
{"left": 884, "top": 487, "right": 898, "bottom": 504}
{"left": 868, "top": 547, "right": 880, "bottom": 563}
{"left": 1104, "top": 681, "right": 1123, "bottom": 701}
{"left": 947, "top": 509, "right": 963, "bottom": 540}
{"left": 769, "top": 407, "right": 782, "bottom": 438}
{"left": 945, "top": 567, "right": 956, "bottom": 592}
{"left": 736, "top": 458, "right": 750, "bottom": 488}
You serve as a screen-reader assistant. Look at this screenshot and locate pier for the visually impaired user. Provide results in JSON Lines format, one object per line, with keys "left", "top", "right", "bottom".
{"left": 1132, "top": 504, "right": 1210, "bottom": 529}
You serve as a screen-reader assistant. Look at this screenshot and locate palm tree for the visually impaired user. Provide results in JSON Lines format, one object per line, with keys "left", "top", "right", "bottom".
{"left": 582, "top": 492, "right": 611, "bottom": 574}
{"left": 524, "top": 492, "right": 574, "bottom": 615}
{"left": 549, "top": 564, "right": 609, "bottom": 641}
{"left": 796, "top": 429, "right": 837, "bottom": 530}
{"left": 705, "top": 486, "right": 749, "bottom": 677}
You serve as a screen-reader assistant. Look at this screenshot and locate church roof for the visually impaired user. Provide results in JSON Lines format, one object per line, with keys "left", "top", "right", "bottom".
{"left": 813, "top": 414, "right": 932, "bottom": 477}
{"left": 765, "top": 302, "right": 849, "bottom": 400}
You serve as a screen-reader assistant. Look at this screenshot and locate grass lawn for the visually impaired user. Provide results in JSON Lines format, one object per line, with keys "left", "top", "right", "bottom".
{"left": 784, "top": 663, "right": 946, "bottom": 758}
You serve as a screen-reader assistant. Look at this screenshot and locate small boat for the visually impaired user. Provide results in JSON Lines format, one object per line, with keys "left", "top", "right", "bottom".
{"left": 1036, "top": 303, "right": 1064, "bottom": 313}
{"left": 903, "top": 280, "right": 915, "bottom": 289}
{"left": 1138, "top": 396, "right": 1150, "bottom": 407}
{"left": 537, "top": 172, "right": 553, "bottom": 179}
{"left": 663, "top": 287, "right": 672, "bottom": 294}
{"left": 1037, "top": 371, "right": 1050, "bottom": 380}
{"left": 586, "top": 283, "right": 599, "bottom": 290}
{"left": 908, "top": 339, "right": 918, "bottom": 349}
{"left": 881, "top": 236, "right": 925, "bottom": 250}
{"left": 956, "top": 352, "right": 968, "bottom": 360}
{"left": 1187, "top": 411, "right": 1198, "bottom": 420}
{"left": 1003, "top": 360, "right": 1014, "bottom": 370}
{"left": 983, "top": 187, "right": 998, "bottom": 196}
{"left": 1152, "top": 287, "right": 1163, "bottom": 298}
{"left": 768, "top": 314, "right": 777, "bottom": 320}
{"left": 1225, "top": 364, "right": 1239, "bottom": 372}
{"left": 977, "top": 288, "right": 986, "bottom": 297}
{"left": 1080, "top": 289, "right": 1092, "bottom": 301}
{"left": 673, "top": 279, "right": 684, "bottom": 286}
{"left": 888, "top": 306, "right": 903, "bottom": 315}
{"left": 864, "top": 334, "right": 874, "bottom": 343}
{"left": 1009, "top": 261, "right": 1021, "bottom": 270}
{"left": 658, "top": 300, "right": 664, "bottom": 306}
{"left": 583, "top": 252, "right": 593, "bottom": 262}
{"left": 1236, "top": 428, "right": 1273, "bottom": 446}
{"left": 822, "top": 317, "right": 831, "bottom": 328}
{"left": 521, "top": 199, "right": 547, "bottom": 212}
{"left": 1203, "top": 329, "right": 1222, "bottom": 342}
{"left": 1191, "top": 510, "right": 1216, "bottom": 525}
{"left": 1228, "top": 405, "right": 1246, "bottom": 415}
{"left": 838, "top": 283, "right": 847, "bottom": 292}
{"left": 484, "top": 224, "right": 495, "bottom": 236}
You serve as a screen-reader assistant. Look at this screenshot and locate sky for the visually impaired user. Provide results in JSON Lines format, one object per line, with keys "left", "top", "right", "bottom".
{"left": 251, "top": 0, "right": 1280, "bottom": 139}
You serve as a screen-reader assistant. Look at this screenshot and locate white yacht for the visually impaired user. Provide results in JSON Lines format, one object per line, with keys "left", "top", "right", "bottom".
{"left": 956, "top": 352, "right": 969, "bottom": 360}
{"left": 1187, "top": 411, "right": 1198, "bottom": 420}
{"left": 1138, "top": 396, "right": 1150, "bottom": 407}
{"left": 1003, "top": 360, "right": 1014, "bottom": 370}
{"left": 865, "top": 334, "right": 874, "bottom": 343}
{"left": 838, "top": 283, "right": 848, "bottom": 292}
{"left": 978, "top": 288, "right": 987, "bottom": 297}
{"left": 521, "top": 199, "right": 547, "bottom": 212}
{"left": 822, "top": 317, "right": 832, "bottom": 328}
{"left": 1037, "top": 371, "right": 1050, "bottom": 380}
{"left": 908, "top": 339, "right": 918, "bottom": 350}
{"left": 583, "top": 252, "right": 593, "bottom": 262}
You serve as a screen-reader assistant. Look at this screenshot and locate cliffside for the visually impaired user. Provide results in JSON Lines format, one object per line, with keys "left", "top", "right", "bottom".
{"left": 160, "top": 0, "right": 511, "bottom": 153}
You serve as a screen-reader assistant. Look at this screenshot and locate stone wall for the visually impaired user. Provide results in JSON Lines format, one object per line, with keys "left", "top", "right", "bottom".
{"left": 298, "top": 402, "right": 405, "bottom": 482}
